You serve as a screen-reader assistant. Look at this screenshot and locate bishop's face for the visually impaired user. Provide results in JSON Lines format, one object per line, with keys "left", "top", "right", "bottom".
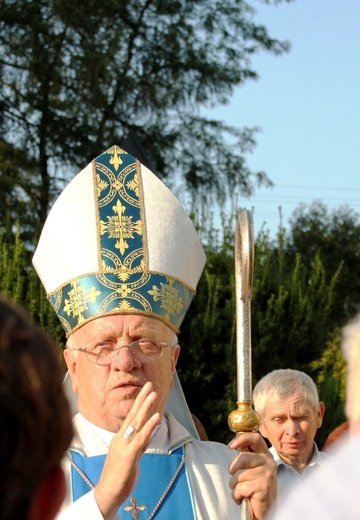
{"left": 64, "top": 314, "right": 180, "bottom": 432}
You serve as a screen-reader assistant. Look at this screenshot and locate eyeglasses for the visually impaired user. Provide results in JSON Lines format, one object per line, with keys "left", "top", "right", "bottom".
{"left": 65, "top": 339, "right": 175, "bottom": 366}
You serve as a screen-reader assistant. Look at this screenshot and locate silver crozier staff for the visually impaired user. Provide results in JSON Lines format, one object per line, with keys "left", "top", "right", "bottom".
{"left": 228, "top": 209, "right": 261, "bottom": 520}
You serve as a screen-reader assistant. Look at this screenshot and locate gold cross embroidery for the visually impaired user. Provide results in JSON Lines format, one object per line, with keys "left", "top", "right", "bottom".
{"left": 100, "top": 199, "right": 142, "bottom": 255}
{"left": 63, "top": 282, "right": 101, "bottom": 322}
{"left": 124, "top": 496, "right": 146, "bottom": 519}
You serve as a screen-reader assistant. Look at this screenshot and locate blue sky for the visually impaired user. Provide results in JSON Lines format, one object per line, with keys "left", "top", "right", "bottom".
{"left": 208, "top": 0, "right": 360, "bottom": 238}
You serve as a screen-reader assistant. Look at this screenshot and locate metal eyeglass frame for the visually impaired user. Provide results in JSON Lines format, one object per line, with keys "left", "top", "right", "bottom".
{"left": 65, "top": 339, "right": 177, "bottom": 366}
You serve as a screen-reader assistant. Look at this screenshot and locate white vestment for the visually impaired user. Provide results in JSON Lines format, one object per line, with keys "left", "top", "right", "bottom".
{"left": 56, "top": 412, "right": 241, "bottom": 519}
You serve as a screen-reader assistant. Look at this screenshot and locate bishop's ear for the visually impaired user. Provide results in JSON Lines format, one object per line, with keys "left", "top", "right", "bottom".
{"left": 63, "top": 348, "right": 79, "bottom": 394}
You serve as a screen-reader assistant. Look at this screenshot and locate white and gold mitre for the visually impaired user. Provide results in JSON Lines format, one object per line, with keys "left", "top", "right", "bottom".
{"left": 33, "top": 145, "right": 206, "bottom": 337}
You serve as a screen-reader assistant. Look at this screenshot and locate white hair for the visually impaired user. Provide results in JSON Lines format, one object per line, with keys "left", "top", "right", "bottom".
{"left": 253, "top": 368, "right": 320, "bottom": 418}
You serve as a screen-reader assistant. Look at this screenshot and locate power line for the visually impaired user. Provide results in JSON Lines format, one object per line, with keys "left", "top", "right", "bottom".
{"left": 251, "top": 197, "right": 360, "bottom": 205}
{"left": 273, "top": 184, "right": 360, "bottom": 192}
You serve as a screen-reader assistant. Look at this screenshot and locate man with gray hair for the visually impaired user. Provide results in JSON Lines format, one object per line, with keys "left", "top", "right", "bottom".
{"left": 270, "top": 315, "right": 360, "bottom": 519}
{"left": 253, "top": 369, "right": 328, "bottom": 502}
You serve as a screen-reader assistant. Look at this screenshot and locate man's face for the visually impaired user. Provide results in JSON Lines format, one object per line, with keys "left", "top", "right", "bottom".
{"left": 259, "top": 392, "right": 325, "bottom": 470}
{"left": 64, "top": 314, "right": 180, "bottom": 432}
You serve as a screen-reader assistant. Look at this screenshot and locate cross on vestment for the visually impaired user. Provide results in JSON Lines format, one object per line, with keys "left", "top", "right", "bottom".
{"left": 124, "top": 496, "right": 147, "bottom": 519}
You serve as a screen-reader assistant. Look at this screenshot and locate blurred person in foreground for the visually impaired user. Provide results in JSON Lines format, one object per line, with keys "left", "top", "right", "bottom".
{"left": 253, "top": 369, "right": 328, "bottom": 503}
{"left": 270, "top": 314, "right": 360, "bottom": 519}
{"left": 0, "top": 296, "right": 73, "bottom": 520}
{"left": 33, "top": 145, "right": 277, "bottom": 520}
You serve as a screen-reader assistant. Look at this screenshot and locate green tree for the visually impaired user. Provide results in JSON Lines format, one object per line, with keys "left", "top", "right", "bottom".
{"left": 0, "top": 0, "right": 291, "bottom": 239}
{"left": 0, "top": 224, "right": 66, "bottom": 363}
{"left": 252, "top": 228, "right": 342, "bottom": 379}
{"left": 310, "top": 328, "right": 347, "bottom": 448}
{"left": 286, "top": 201, "right": 360, "bottom": 325}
